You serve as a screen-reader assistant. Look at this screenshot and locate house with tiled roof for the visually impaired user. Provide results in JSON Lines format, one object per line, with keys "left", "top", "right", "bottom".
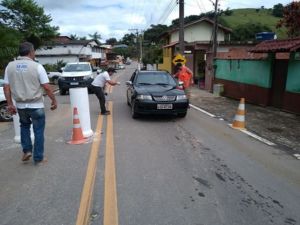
{"left": 214, "top": 37, "right": 300, "bottom": 114}
{"left": 35, "top": 36, "right": 109, "bottom": 67}
{"left": 158, "top": 17, "right": 235, "bottom": 91}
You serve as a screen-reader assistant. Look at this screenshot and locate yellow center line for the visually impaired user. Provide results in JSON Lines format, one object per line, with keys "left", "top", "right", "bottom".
{"left": 103, "top": 101, "right": 119, "bottom": 225}
{"left": 108, "top": 85, "right": 112, "bottom": 93}
{"left": 75, "top": 115, "right": 104, "bottom": 225}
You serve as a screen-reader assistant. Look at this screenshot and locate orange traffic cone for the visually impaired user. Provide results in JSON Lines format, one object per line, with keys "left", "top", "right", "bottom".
{"left": 232, "top": 98, "right": 246, "bottom": 130}
{"left": 68, "top": 107, "right": 87, "bottom": 144}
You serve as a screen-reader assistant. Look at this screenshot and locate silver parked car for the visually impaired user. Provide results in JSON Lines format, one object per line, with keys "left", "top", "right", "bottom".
{"left": 0, "top": 79, "right": 13, "bottom": 122}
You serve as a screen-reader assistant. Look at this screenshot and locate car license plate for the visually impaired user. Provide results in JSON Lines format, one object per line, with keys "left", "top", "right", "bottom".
{"left": 70, "top": 82, "right": 79, "bottom": 85}
{"left": 157, "top": 104, "right": 173, "bottom": 109}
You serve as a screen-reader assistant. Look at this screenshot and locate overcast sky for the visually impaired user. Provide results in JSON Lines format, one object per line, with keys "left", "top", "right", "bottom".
{"left": 35, "top": 0, "right": 292, "bottom": 42}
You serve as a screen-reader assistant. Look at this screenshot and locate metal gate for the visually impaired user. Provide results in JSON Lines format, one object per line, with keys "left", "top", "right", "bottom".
{"left": 271, "top": 59, "right": 288, "bottom": 108}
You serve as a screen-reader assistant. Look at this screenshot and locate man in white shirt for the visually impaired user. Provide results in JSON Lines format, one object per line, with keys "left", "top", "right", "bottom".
{"left": 4, "top": 42, "right": 57, "bottom": 165}
{"left": 91, "top": 67, "right": 120, "bottom": 115}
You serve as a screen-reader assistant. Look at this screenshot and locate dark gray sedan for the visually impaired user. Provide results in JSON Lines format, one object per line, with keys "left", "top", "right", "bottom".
{"left": 126, "top": 70, "right": 189, "bottom": 118}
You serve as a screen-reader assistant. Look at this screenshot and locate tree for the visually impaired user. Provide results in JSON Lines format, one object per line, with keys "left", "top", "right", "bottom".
{"left": 88, "top": 32, "right": 101, "bottom": 41}
{"left": 70, "top": 34, "right": 79, "bottom": 40}
{"left": 112, "top": 45, "right": 135, "bottom": 59}
{"left": 120, "top": 33, "right": 136, "bottom": 46}
{"left": 277, "top": 2, "right": 300, "bottom": 37}
{"left": 0, "top": 25, "right": 22, "bottom": 68}
{"left": 142, "top": 45, "right": 163, "bottom": 65}
{"left": 106, "top": 38, "right": 118, "bottom": 46}
{"left": 272, "top": 3, "right": 284, "bottom": 17}
{"left": 0, "top": 0, "right": 59, "bottom": 48}
{"left": 224, "top": 8, "right": 233, "bottom": 16}
{"left": 143, "top": 24, "right": 168, "bottom": 45}
{"left": 232, "top": 23, "right": 272, "bottom": 41}
{"left": 170, "top": 11, "right": 215, "bottom": 28}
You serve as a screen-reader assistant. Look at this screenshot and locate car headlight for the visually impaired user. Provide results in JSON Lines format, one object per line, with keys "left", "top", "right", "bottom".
{"left": 177, "top": 95, "right": 187, "bottom": 100}
{"left": 83, "top": 75, "right": 92, "bottom": 80}
{"left": 137, "top": 94, "right": 152, "bottom": 100}
{"left": 59, "top": 77, "right": 65, "bottom": 81}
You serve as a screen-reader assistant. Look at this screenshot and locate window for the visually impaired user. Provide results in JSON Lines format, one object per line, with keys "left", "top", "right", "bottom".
{"left": 135, "top": 72, "right": 176, "bottom": 86}
{"left": 64, "top": 64, "right": 91, "bottom": 72}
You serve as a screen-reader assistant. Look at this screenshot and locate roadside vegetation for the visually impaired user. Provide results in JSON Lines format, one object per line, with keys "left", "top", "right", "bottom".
{"left": 0, "top": 0, "right": 58, "bottom": 75}
{"left": 219, "top": 8, "right": 287, "bottom": 39}
{"left": 0, "top": 0, "right": 299, "bottom": 73}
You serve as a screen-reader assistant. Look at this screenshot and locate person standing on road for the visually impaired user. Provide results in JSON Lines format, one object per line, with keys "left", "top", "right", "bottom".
{"left": 3, "top": 41, "right": 57, "bottom": 165}
{"left": 91, "top": 67, "right": 120, "bottom": 115}
{"left": 174, "top": 63, "right": 194, "bottom": 98}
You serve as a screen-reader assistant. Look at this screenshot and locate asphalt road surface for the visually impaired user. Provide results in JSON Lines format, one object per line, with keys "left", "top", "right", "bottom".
{"left": 0, "top": 63, "right": 299, "bottom": 225}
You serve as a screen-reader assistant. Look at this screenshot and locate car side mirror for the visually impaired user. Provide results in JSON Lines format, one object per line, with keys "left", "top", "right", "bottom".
{"left": 126, "top": 81, "right": 132, "bottom": 86}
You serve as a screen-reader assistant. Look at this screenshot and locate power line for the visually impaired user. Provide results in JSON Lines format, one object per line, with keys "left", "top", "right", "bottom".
{"left": 160, "top": 2, "right": 177, "bottom": 24}
{"left": 144, "top": 0, "right": 162, "bottom": 30}
{"left": 197, "top": 0, "right": 207, "bottom": 12}
{"left": 156, "top": 0, "right": 174, "bottom": 24}
{"left": 156, "top": 0, "right": 178, "bottom": 25}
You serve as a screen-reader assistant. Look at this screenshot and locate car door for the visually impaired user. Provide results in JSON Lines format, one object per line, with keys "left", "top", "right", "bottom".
{"left": 127, "top": 71, "right": 137, "bottom": 105}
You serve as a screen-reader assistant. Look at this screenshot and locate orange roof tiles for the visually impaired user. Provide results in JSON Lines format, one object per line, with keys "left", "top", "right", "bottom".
{"left": 250, "top": 36, "right": 300, "bottom": 53}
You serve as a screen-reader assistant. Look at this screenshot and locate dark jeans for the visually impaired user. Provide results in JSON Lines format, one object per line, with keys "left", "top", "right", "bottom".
{"left": 91, "top": 85, "right": 107, "bottom": 113}
{"left": 17, "top": 108, "right": 45, "bottom": 162}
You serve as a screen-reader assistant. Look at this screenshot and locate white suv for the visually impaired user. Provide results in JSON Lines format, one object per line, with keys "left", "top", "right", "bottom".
{"left": 58, "top": 62, "right": 96, "bottom": 95}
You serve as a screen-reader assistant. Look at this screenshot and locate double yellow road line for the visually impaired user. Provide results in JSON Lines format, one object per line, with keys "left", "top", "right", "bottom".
{"left": 75, "top": 101, "right": 119, "bottom": 225}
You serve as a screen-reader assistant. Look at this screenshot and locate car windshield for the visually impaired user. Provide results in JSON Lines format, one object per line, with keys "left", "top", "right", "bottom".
{"left": 135, "top": 72, "right": 176, "bottom": 86}
{"left": 64, "top": 64, "right": 91, "bottom": 72}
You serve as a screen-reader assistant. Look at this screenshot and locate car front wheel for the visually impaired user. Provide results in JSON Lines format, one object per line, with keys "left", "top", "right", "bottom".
{"left": 59, "top": 88, "right": 66, "bottom": 95}
{"left": 0, "top": 102, "right": 13, "bottom": 122}
{"left": 131, "top": 102, "right": 139, "bottom": 119}
{"left": 127, "top": 95, "right": 130, "bottom": 106}
{"left": 52, "top": 77, "right": 59, "bottom": 85}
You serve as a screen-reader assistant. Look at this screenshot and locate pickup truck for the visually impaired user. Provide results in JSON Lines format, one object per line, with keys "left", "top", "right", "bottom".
{"left": 58, "top": 62, "right": 97, "bottom": 95}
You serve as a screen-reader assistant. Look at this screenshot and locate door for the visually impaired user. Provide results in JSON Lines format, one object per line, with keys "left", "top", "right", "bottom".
{"left": 271, "top": 59, "right": 288, "bottom": 108}
{"left": 194, "top": 51, "right": 206, "bottom": 88}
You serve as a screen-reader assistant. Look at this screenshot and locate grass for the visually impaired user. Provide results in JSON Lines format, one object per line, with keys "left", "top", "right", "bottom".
{"left": 220, "top": 8, "right": 287, "bottom": 39}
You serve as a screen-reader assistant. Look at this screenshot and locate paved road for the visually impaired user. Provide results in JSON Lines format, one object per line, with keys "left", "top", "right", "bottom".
{"left": 189, "top": 86, "right": 300, "bottom": 156}
{"left": 0, "top": 63, "right": 299, "bottom": 225}
{"left": 95, "top": 66, "right": 300, "bottom": 225}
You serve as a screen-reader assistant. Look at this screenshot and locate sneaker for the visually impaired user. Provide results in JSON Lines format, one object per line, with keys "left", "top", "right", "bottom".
{"left": 34, "top": 158, "right": 48, "bottom": 166}
{"left": 101, "top": 111, "right": 111, "bottom": 115}
{"left": 22, "top": 152, "right": 32, "bottom": 161}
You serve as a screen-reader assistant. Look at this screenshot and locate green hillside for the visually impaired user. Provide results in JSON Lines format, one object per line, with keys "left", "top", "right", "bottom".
{"left": 220, "top": 8, "right": 287, "bottom": 39}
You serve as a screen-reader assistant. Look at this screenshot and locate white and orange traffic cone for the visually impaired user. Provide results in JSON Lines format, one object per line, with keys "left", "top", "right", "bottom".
{"left": 231, "top": 98, "right": 246, "bottom": 130}
{"left": 68, "top": 107, "right": 87, "bottom": 144}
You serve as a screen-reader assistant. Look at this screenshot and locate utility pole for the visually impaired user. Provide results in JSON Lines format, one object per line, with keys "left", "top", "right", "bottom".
{"left": 179, "top": 0, "right": 184, "bottom": 55}
{"left": 128, "top": 28, "right": 140, "bottom": 63}
{"left": 212, "top": 0, "right": 219, "bottom": 58}
{"left": 140, "top": 32, "right": 143, "bottom": 65}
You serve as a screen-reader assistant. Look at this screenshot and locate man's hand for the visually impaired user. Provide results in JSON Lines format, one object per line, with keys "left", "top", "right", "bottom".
{"left": 50, "top": 100, "right": 57, "bottom": 110}
{"left": 7, "top": 104, "right": 17, "bottom": 115}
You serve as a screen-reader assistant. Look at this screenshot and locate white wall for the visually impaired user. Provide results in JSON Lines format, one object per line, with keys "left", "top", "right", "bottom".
{"left": 170, "top": 21, "right": 226, "bottom": 43}
{"left": 37, "top": 56, "right": 78, "bottom": 65}
{"left": 35, "top": 42, "right": 106, "bottom": 65}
